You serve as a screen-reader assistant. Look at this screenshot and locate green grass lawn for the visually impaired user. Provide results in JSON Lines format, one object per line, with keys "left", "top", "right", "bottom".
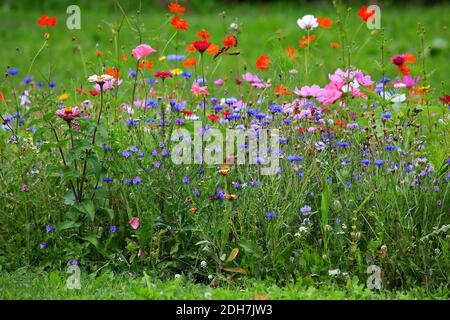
{"left": 1, "top": 271, "right": 447, "bottom": 300}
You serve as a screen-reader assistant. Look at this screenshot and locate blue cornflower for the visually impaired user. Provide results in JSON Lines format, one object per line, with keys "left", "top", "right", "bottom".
{"left": 215, "top": 188, "right": 226, "bottom": 200}
{"left": 128, "top": 70, "right": 137, "bottom": 77}
{"left": 286, "top": 155, "right": 303, "bottom": 162}
{"left": 46, "top": 224, "right": 55, "bottom": 233}
{"left": 194, "top": 188, "right": 201, "bottom": 197}
{"left": 49, "top": 82, "right": 56, "bottom": 88}
{"left": 181, "top": 72, "right": 192, "bottom": 79}
{"left": 103, "top": 177, "right": 113, "bottom": 183}
{"left": 374, "top": 160, "right": 385, "bottom": 167}
{"left": 109, "top": 226, "right": 116, "bottom": 233}
{"left": 39, "top": 242, "right": 49, "bottom": 249}
{"left": 361, "top": 159, "right": 370, "bottom": 166}
{"left": 265, "top": 211, "right": 278, "bottom": 219}
{"left": 300, "top": 205, "right": 311, "bottom": 214}
{"left": 23, "top": 76, "right": 33, "bottom": 84}
{"left": 69, "top": 259, "right": 78, "bottom": 266}
{"left": 130, "top": 145, "right": 139, "bottom": 152}
{"left": 385, "top": 145, "right": 396, "bottom": 151}
{"left": 381, "top": 112, "right": 392, "bottom": 119}
{"left": 7, "top": 68, "right": 18, "bottom": 76}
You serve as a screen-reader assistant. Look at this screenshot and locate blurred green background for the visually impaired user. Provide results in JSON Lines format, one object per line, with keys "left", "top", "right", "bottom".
{"left": 0, "top": 0, "right": 448, "bottom": 94}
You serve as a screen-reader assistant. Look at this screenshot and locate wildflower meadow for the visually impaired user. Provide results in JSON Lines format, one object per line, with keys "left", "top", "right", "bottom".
{"left": 0, "top": 0, "right": 449, "bottom": 301}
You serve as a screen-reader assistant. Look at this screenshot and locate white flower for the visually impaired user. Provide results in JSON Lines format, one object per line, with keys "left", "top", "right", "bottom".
{"left": 204, "top": 292, "right": 212, "bottom": 299}
{"left": 297, "top": 15, "right": 319, "bottom": 30}
{"left": 174, "top": 274, "right": 181, "bottom": 279}
{"left": 207, "top": 274, "right": 213, "bottom": 280}
{"left": 229, "top": 23, "right": 238, "bottom": 30}
{"left": 200, "top": 260, "right": 207, "bottom": 268}
{"left": 299, "top": 226, "right": 308, "bottom": 233}
{"left": 88, "top": 74, "right": 114, "bottom": 83}
{"left": 328, "top": 269, "right": 341, "bottom": 276}
{"left": 384, "top": 92, "right": 406, "bottom": 103}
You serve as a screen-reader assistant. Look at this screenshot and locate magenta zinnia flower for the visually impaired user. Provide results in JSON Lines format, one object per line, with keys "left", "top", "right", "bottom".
{"left": 56, "top": 107, "right": 82, "bottom": 121}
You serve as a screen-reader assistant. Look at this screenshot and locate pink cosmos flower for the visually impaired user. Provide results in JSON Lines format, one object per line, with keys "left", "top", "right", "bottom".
{"left": 191, "top": 82, "right": 208, "bottom": 96}
{"left": 242, "top": 72, "right": 262, "bottom": 83}
{"left": 214, "top": 79, "right": 224, "bottom": 86}
{"left": 252, "top": 83, "right": 272, "bottom": 89}
{"left": 394, "top": 74, "right": 420, "bottom": 88}
{"left": 294, "top": 85, "right": 324, "bottom": 98}
{"left": 132, "top": 44, "right": 156, "bottom": 60}
{"left": 56, "top": 107, "right": 82, "bottom": 121}
{"left": 129, "top": 217, "right": 140, "bottom": 230}
{"left": 94, "top": 79, "right": 122, "bottom": 91}
{"left": 317, "top": 83, "right": 342, "bottom": 106}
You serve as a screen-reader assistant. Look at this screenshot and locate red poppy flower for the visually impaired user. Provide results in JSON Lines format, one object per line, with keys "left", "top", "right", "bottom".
{"left": 358, "top": 6, "right": 375, "bottom": 23}
{"left": 181, "top": 109, "right": 193, "bottom": 115}
{"left": 196, "top": 29, "right": 211, "bottom": 40}
{"left": 171, "top": 16, "right": 189, "bottom": 31}
{"left": 89, "top": 90, "right": 99, "bottom": 96}
{"left": 317, "top": 16, "right": 332, "bottom": 28}
{"left": 38, "top": 15, "right": 57, "bottom": 26}
{"left": 223, "top": 35, "right": 238, "bottom": 48}
{"left": 439, "top": 95, "right": 450, "bottom": 105}
{"left": 256, "top": 55, "right": 271, "bottom": 71}
{"left": 168, "top": 3, "right": 185, "bottom": 15}
{"left": 139, "top": 60, "right": 153, "bottom": 70}
{"left": 193, "top": 39, "right": 212, "bottom": 53}
{"left": 222, "top": 111, "right": 231, "bottom": 117}
{"left": 208, "top": 114, "right": 220, "bottom": 122}
{"left": 0, "top": 92, "right": 3, "bottom": 101}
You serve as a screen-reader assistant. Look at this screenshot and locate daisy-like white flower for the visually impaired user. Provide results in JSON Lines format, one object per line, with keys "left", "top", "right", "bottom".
{"left": 297, "top": 15, "right": 319, "bottom": 30}
{"left": 88, "top": 74, "right": 114, "bottom": 84}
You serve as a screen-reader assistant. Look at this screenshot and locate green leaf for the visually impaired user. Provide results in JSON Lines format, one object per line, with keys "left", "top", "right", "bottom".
{"left": 57, "top": 220, "right": 81, "bottom": 232}
{"left": 321, "top": 187, "right": 330, "bottom": 227}
{"left": 77, "top": 199, "right": 96, "bottom": 222}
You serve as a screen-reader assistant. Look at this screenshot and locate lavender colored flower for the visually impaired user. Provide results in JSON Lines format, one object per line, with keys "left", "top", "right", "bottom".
{"left": 133, "top": 176, "right": 142, "bottom": 184}
{"left": 122, "top": 150, "right": 131, "bottom": 158}
{"left": 265, "top": 211, "right": 277, "bottom": 219}
{"left": 109, "top": 226, "right": 117, "bottom": 233}
{"left": 46, "top": 225, "right": 55, "bottom": 233}
{"left": 39, "top": 242, "right": 49, "bottom": 249}
{"left": 182, "top": 176, "right": 190, "bottom": 184}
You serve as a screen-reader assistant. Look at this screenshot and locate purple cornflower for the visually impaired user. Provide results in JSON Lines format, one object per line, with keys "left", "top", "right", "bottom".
{"left": 215, "top": 188, "right": 226, "bottom": 200}
{"left": 122, "top": 150, "right": 131, "bottom": 158}
{"left": 300, "top": 205, "right": 311, "bottom": 214}
{"left": 286, "top": 155, "right": 303, "bottom": 162}
{"left": 182, "top": 176, "right": 190, "bottom": 184}
{"left": 250, "top": 179, "right": 259, "bottom": 187}
{"left": 46, "top": 225, "right": 55, "bottom": 233}
{"left": 133, "top": 176, "right": 142, "bottom": 184}
{"left": 109, "top": 226, "right": 117, "bottom": 233}
{"left": 69, "top": 259, "right": 77, "bottom": 266}
{"left": 39, "top": 242, "right": 48, "bottom": 249}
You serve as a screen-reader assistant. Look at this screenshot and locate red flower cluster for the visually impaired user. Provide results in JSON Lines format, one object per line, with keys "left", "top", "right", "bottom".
{"left": 38, "top": 15, "right": 57, "bottom": 26}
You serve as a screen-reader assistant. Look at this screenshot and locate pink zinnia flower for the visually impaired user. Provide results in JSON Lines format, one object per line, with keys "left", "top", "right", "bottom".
{"left": 21, "top": 184, "right": 29, "bottom": 192}
{"left": 132, "top": 44, "right": 156, "bottom": 60}
{"left": 56, "top": 107, "right": 82, "bottom": 121}
{"left": 129, "top": 217, "right": 140, "bottom": 230}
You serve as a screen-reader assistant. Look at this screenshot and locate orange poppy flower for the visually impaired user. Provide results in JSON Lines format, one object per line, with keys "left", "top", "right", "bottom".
{"left": 96, "top": 50, "right": 103, "bottom": 57}
{"left": 285, "top": 46, "right": 298, "bottom": 59}
{"left": 196, "top": 29, "right": 211, "bottom": 40}
{"left": 218, "top": 164, "right": 231, "bottom": 175}
{"left": 0, "top": 92, "right": 3, "bottom": 101}
{"left": 183, "top": 57, "right": 197, "bottom": 67}
{"left": 171, "top": 16, "right": 189, "bottom": 31}
{"left": 299, "top": 34, "right": 316, "bottom": 48}
{"left": 105, "top": 68, "right": 120, "bottom": 79}
{"left": 121, "top": 53, "right": 128, "bottom": 61}
{"left": 256, "top": 55, "right": 271, "bottom": 71}
{"left": 223, "top": 35, "right": 238, "bottom": 48}
{"left": 358, "top": 5, "right": 375, "bottom": 22}
{"left": 395, "top": 63, "right": 411, "bottom": 76}
{"left": 207, "top": 43, "right": 220, "bottom": 55}
{"left": 186, "top": 44, "right": 196, "bottom": 52}
{"left": 139, "top": 60, "right": 153, "bottom": 70}
{"left": 275, "top": 85, "right": 290, "bottom": 96}
{"left": 168, "top": 3, "right": 185, "bottom": 15}
{"left": 417, "top": 85, "right": 430, "bottom": 95}
{"left": 317, "top": 16, "right": 332, "bottom": 28}
{"left": 330, "top": 42, "right": 340, "bottom": 48}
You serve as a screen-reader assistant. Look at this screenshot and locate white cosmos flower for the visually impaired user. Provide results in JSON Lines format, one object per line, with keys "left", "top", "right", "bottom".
{"left": 384, "top": 92, "right": 406, "bottom": 103}
{"left": 88, "top": 74, "right": 114, "bottom": 83}
{"left": 297, "top": 15, "right": 319, "bottom": 30}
